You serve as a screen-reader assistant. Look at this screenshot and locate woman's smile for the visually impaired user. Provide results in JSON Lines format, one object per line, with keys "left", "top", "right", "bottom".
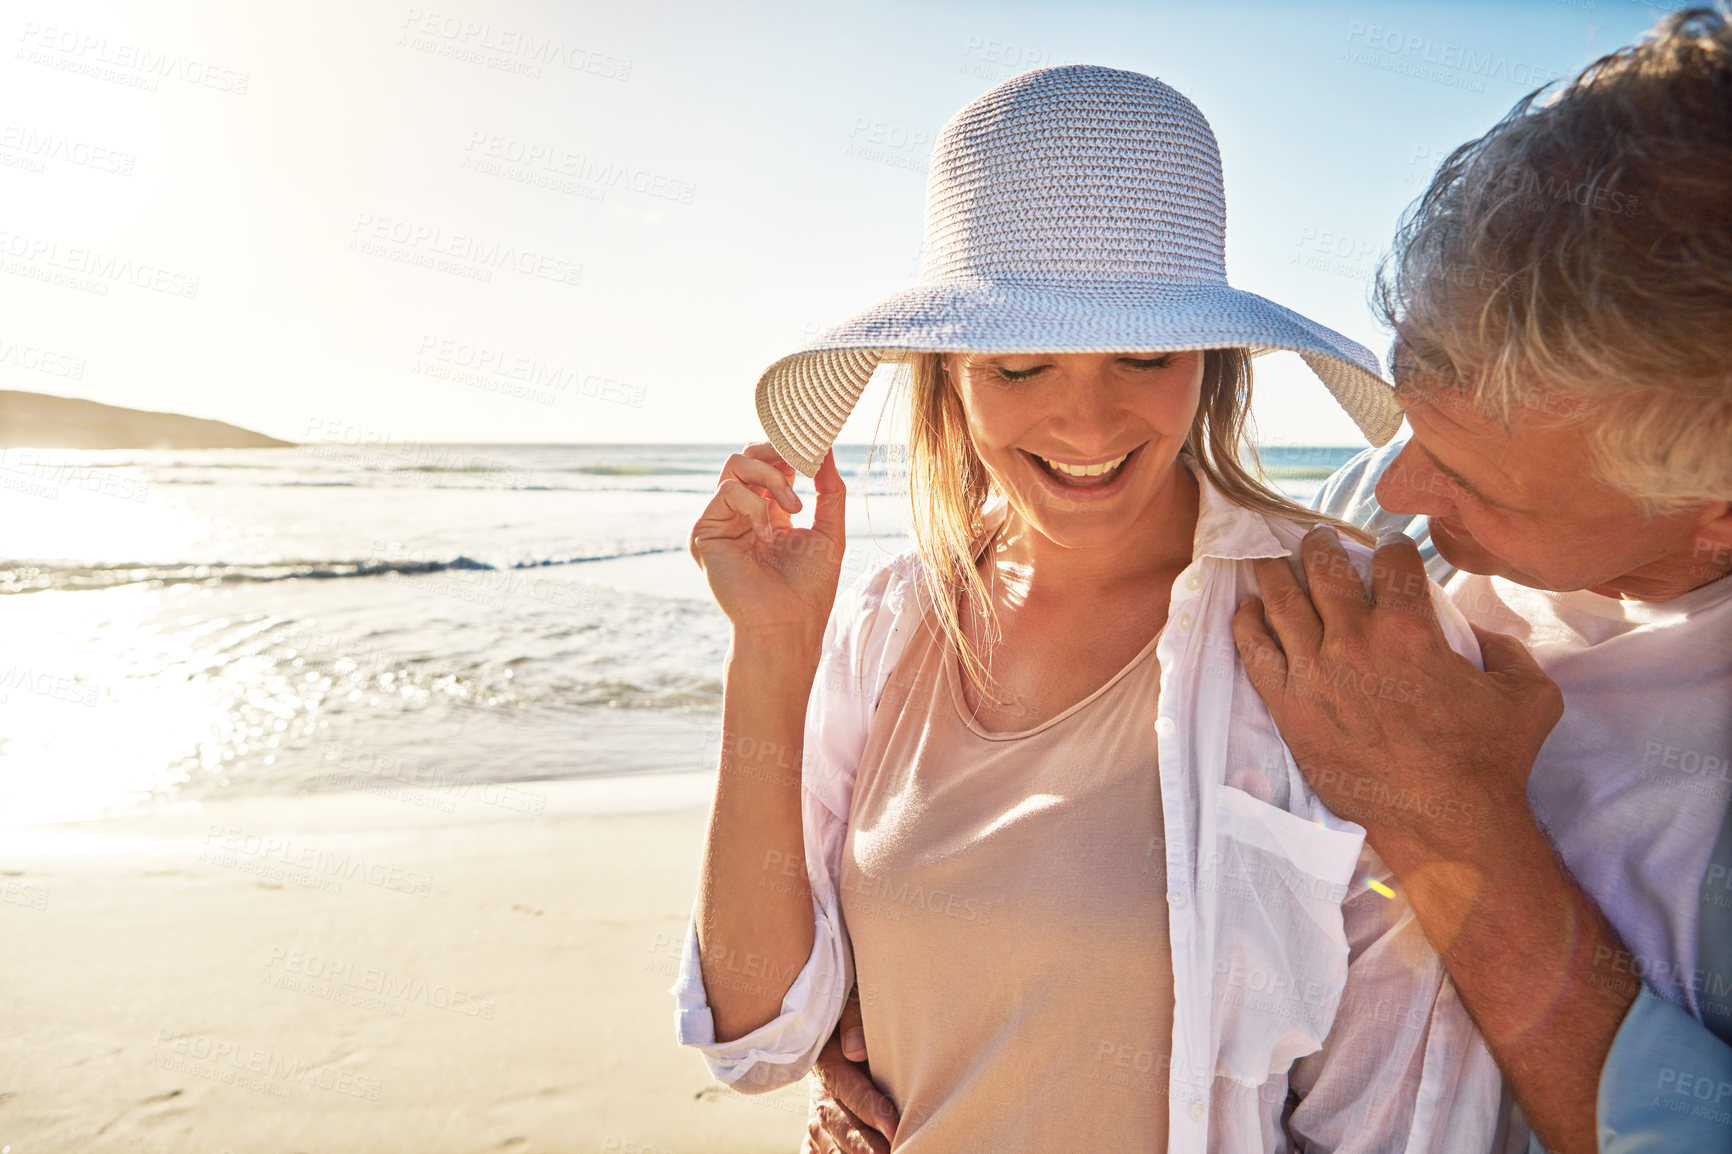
{"left": 1021, "top": 444, "right": 1143, "bottom": 494}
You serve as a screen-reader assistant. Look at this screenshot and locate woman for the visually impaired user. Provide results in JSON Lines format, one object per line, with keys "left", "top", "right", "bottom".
{"left": 674, "top": 66, "right": 1501, "bottom": 1151}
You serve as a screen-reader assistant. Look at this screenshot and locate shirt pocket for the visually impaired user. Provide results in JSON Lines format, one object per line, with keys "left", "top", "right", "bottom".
{"left": 1205, "top": 783, "right": 1364, "bottom": 1086}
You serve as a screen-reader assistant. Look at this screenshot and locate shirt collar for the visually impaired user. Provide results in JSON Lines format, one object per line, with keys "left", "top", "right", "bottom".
{"left": 1185, "top": 455, "right": 1292, "bottom": 563}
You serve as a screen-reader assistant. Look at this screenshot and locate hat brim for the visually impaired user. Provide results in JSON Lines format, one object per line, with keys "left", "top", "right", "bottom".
{"left": 756, "top": 278, "right": 1401, "bottom": 476}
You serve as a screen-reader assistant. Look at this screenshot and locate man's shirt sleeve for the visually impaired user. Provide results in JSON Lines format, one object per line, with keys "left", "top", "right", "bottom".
{"left": 1597, "top": 805, "right": 1732, "bottom": 1153}
{"left": 1597, "top": 986, "right": 1732, "bottom": 1153}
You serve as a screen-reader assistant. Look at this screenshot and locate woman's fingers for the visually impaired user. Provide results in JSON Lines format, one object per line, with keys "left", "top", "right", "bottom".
{"left": 728, "top": 447, "right": 802, "bottom": 514}
{"left": 811, "top": 448, "right": 847, "bottom": 545}
{"left": 691, "top": 444, "right": 845, "bottom": 587}
{"left": 692, "top": 477, "right": 774, "bottom": 546}
{"left": 741, "top": 440, "right": 797, "bottom": 477}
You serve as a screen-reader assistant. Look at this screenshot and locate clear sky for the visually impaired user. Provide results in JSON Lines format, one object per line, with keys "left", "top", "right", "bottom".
{"left": 0, "top": 0, "right": 1680, "bottom": 446}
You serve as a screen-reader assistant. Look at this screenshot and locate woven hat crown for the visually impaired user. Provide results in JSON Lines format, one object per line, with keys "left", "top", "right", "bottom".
{"left": 921, "top": 66, "right": 1228, "bottom": 291}
{"left": 753, "top": 64, "right": 1400, "bottom": 476}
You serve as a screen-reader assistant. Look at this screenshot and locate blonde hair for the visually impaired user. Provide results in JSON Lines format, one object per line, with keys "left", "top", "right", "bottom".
{"left": 1378, "top": 7, "right": 1732, "bottom": 512}
{"left": 900, "top": 349, "right": 1369, "bottom": 698}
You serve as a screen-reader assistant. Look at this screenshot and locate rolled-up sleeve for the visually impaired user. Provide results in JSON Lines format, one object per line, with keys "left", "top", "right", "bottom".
{"left": 670, "top": 557, "right": 920, "bottom": 1092}
{"left": 670, "top": 885, "right": 852, "bottom": 1092}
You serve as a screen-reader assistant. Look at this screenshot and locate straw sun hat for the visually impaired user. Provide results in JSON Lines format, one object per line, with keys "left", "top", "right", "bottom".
{"left": 756, "top": 65, "right": 1402, "bottom": 477}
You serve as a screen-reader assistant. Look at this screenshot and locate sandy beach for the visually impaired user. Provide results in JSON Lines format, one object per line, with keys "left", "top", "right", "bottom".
{"left": 0, "top": 773, "right": 809, "bottom": 1153}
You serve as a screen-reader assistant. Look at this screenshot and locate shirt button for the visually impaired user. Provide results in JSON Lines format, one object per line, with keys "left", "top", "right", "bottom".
{"left": 1189, "top": 1100, "right": 1206, "bottom": 1121}
{"left": 1168, "top": 888, "right": 1188, "bottom": 908}
{"left": 1177, "top": 612, "right": 1193, "bottom": 631}
{"left": 1155, "top": 717, "right": 1177, "bottom": 737}
{"left": 1185, "top": 572, "right": 1204, "bottom": 591}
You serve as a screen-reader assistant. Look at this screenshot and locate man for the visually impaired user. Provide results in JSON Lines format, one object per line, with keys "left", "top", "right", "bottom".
{"left": 803, "top": 8, "right": 1732, "bottom": 1153}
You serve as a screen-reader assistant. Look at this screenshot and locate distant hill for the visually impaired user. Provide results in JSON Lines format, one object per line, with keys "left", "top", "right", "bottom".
{"left": 0, "top": 391, "right": 292, "bottom": 449}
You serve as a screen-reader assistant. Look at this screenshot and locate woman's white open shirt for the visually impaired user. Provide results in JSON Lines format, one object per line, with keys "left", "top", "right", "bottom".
{"left": 672, "top": 468, "right": 1506, "bottom": 1153}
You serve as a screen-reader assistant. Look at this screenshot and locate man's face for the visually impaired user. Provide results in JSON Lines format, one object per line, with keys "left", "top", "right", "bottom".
{"left": 1374, "top": 383, "right": 1724, "bottom": 597}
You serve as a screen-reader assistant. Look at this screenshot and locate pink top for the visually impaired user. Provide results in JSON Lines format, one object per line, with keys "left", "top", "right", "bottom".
{"left": 677, "top": 464, "right": 1508, "bottom": 1152}
{"left": 840, "top": 606, "right": 1175, "bottom": 1149}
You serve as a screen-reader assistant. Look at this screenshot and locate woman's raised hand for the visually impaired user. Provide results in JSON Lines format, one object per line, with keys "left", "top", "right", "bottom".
{"left": 689, "top": 444, "right": 846, "bottom": 643}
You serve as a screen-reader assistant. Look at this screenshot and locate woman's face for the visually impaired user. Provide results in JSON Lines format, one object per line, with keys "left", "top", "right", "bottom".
{"left": 944, "top": 350, "right": 1205, "bottom": 549}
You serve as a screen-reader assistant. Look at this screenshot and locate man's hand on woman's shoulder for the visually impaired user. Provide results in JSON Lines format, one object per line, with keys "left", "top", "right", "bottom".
{"left": 1229, "top": 525, "right": 1562, "bottom": 862}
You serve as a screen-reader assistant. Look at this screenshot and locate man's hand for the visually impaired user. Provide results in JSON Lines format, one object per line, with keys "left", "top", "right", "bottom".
{"left": 803, "top": 991, "right": 899, "bottom": 1154}
{"left": 1232, "top": 526, "right": 1631, "bottom": 1154}
{"left": 1229, "top": 526, "right": 1563, "bottom": 863}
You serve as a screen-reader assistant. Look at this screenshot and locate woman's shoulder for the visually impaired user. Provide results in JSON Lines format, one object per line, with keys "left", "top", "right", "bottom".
{"left": 838, "top": 547, "right": 924, "bottom": 617}
{"left": 822, "top": 546, "right": 929, "bottom": 661}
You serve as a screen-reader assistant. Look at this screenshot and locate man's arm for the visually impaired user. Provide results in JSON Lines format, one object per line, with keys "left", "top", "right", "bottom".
{"left": 1371, "top": 778, "right": 1637, "bottom": 1154}
{"left": 1231, "top": 528, "right": 1636, "bottom": 1154}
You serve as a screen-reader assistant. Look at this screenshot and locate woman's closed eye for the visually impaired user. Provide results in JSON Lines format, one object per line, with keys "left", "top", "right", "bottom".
{"left": 990, "top": 354, "right": 1176, "bottom": 383}
{"left": 1121, "top": 355, "right": 1176, "bottom": 371}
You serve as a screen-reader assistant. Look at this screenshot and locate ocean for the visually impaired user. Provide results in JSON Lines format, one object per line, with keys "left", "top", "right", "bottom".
{"left": 0, "top": 442, "right": 1360, "bottom": 825}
